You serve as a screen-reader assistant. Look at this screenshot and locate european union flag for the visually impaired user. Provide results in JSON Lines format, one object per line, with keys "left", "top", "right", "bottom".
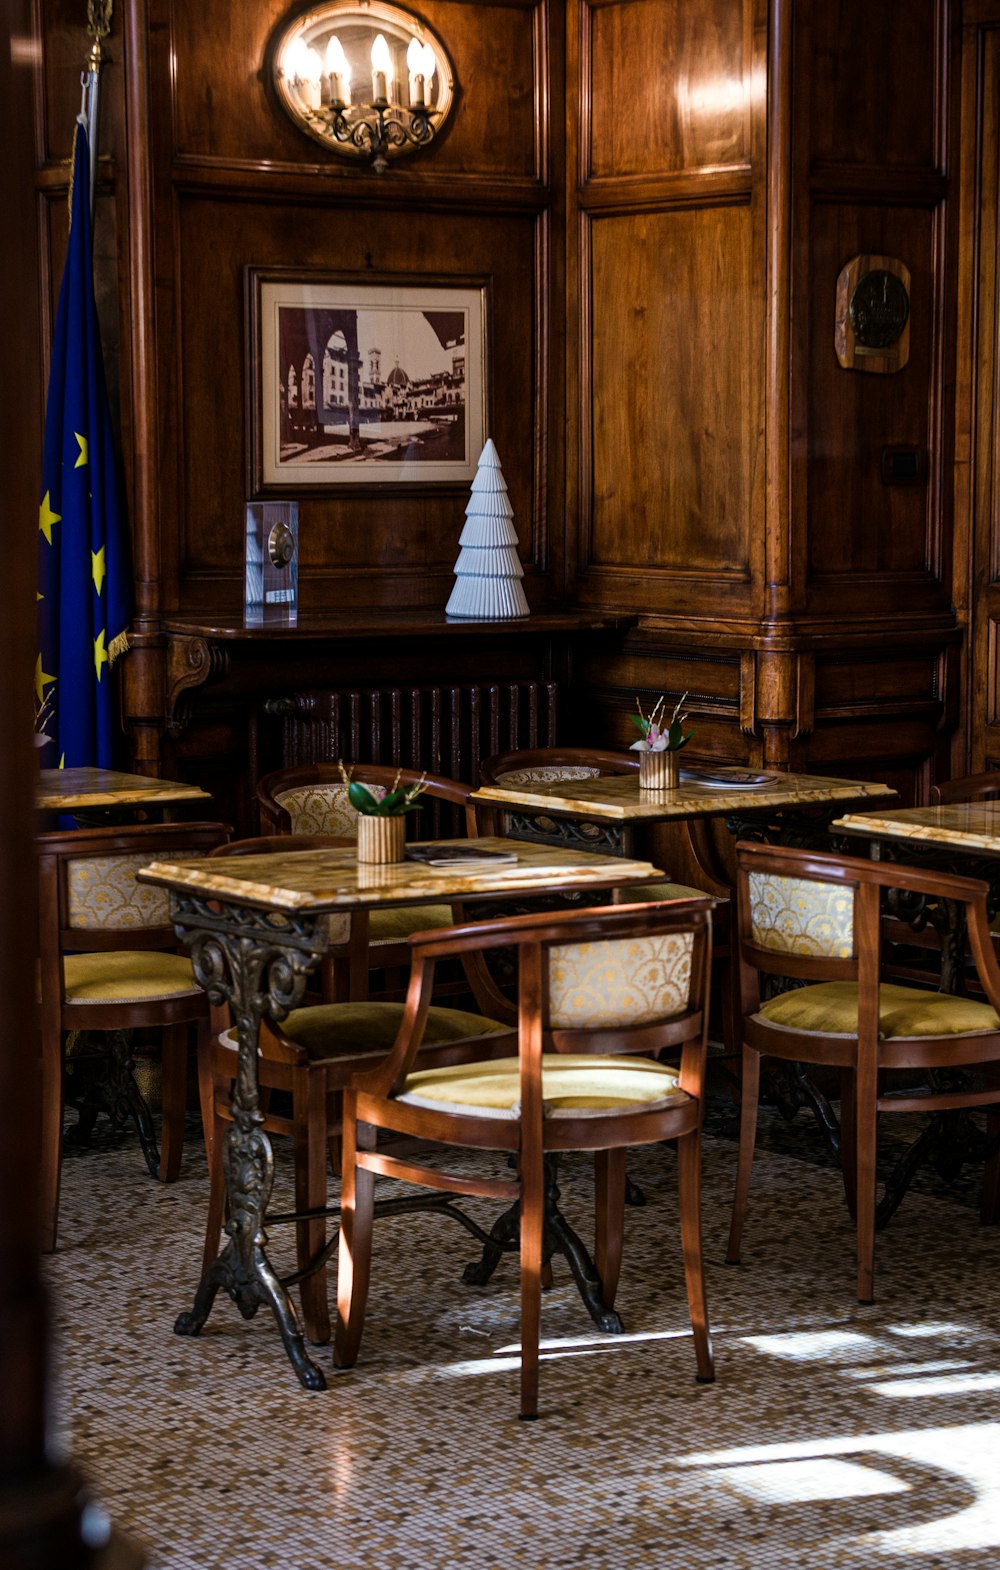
{"left": 36, "top": 120, "right": 131, "bottom": 768}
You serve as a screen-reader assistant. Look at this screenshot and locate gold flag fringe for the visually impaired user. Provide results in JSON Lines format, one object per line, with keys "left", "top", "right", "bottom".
{"left": 108, "top": 629, "right": 130, "bottom": 665}
{"left": 67, "top": 121, "right": 79, "bottom": 225}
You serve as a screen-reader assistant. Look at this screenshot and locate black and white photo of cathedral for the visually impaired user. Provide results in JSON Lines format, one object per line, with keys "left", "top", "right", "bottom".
{"left": 277, "top": 304, "right": 468, "bottom": 466}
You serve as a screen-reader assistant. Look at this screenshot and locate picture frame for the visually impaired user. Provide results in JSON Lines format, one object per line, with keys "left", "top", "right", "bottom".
{"left": 246, "top": 268, "right": 488, "bottom": 491}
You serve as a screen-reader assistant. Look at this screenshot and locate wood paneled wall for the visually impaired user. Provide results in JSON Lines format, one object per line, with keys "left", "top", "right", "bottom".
{"left": 958, "top": 0, "right": 1000, "bottom": 772}
{"left": 566, "top": 0, "right": 962, "bottom": 801}
{"left": 28, "top": 1, "right": 974, "bottom": 804}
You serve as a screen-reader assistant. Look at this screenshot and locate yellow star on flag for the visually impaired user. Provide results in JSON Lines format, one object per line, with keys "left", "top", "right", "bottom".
{"left": 74, "top": 433, "right": 89, "bottom": 468}
{"left": 39, "top": 492, "right": 60, "bottom": 544}
{"left": 35, "top": 653, "right": 56, "bottom": 705}
{"left": 94, "top": 628, "right": 108, "bottom": 683}
{"left": 92, "top": 546, "right": 106, "bottom": 596}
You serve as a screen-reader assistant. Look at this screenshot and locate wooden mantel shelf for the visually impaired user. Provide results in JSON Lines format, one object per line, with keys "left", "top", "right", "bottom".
{"left": 157, "top": 608, "right": 635, "bottom": 736}
{"left": 162, "top": 609, "right": 634, "bottom": 641}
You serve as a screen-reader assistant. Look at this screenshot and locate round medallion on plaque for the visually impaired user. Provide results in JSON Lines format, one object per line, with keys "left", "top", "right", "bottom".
{"left": 848, "top": 269, "right": 910, "bottom": 350}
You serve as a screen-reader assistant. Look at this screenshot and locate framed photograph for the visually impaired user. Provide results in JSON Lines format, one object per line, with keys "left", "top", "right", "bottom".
{"left": 247, "top": 269, "right": 487, "bottom": 490}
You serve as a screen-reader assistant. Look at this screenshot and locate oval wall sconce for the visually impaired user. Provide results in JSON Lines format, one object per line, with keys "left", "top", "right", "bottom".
{"left": 273, "top": 2, "right": 455, "bottom": 173}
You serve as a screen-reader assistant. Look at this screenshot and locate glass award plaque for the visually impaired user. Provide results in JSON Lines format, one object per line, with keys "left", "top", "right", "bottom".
{"left": 245, "top": 502, "right": 299, "bottom": 626}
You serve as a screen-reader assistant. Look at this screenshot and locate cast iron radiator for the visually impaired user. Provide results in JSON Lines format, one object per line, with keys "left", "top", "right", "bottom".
{"left": 257, "top": 681, "right": 559, "bottom": 838}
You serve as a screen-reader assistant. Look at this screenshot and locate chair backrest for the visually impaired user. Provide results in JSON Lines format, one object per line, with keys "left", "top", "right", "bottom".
{"left": 930, "top": 771, "right": 1000, "bottom": 806}
{"left": 256, "top": 763, "right": 475, "bottom": 840}
{"left": 359, "top": 897, "right": 716, "bottom": 1107}
{"left": 37, "top": 820, "right": 232, "bottom": 956}
{"left": 479, "top": 746, "right": 639, "bottom": 789}
{"left": 734, "top": 838, "right": 1000, "bottom": 1004}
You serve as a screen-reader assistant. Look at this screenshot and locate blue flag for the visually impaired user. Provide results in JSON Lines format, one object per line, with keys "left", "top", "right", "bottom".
{"left": 36, "top": 120, "right": 131, "bottom": 768}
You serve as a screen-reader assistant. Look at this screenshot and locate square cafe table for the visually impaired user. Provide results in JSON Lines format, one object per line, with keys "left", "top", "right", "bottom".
{"left": 835, "top": 801, "right": 1000, "bottom": 993}
{"left": 833, "top": 801, "right": 1000, "bottom": 1219}
{"left": 138, "top": 837, "right": 663, "bottom": 1389}
{"left": 37, "top": 765, "right": 211, "bottom": 814}
{"left": 472, "top": 766, "right": 897, "bottom": 895}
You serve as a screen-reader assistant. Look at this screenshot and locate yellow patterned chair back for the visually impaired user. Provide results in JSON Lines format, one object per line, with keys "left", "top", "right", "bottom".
{"left": 746, "top": 869, "right": 855, "bottom": 959}
{"left": 495, "top": 765, "right": 601, "bottom": 788}
{"left": 548, "top": 931, "right": 695, "bottom": 1029}
{"left": 67, "top": 850, "right": 206, "bottom": 930}
{"left": 273, "top": 784, "right": 387, "bottom": 838}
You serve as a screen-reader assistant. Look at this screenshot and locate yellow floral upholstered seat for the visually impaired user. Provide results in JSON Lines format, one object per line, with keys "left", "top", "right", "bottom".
{"left": 205, "top": 992, "right": 509, "bottom": 1347}
{"left": 548, "top": 931, "right": 694, "bottom": 1028}
{"left": 398, "top": 1053, "right": 686, "bottom": 1119}
{"left": 748, "top": 869, "right": 855, "bottom": 958}
{"left": 728, "top": 838, "right": 1000, "bottom": 1304}
{"left": 494, "top": 765, "right": 602, "bottom": 787}
{"left": 37, "top": 821, "right": 231, "bottom": 1253}
{"left": 333, "top": 896, "right": 716, "bottom": 1418}
{"left": 260, "top": 773, "right": 464, "bottom": 973}
{"left": 757, "top": 980, "right": 1000, "bottom": 1038}
{"left": 219, "top": 1001, "right": 507, "bottom": 1063}
{"left": 64, "top": 951, "right": 200, "bottom": 1005}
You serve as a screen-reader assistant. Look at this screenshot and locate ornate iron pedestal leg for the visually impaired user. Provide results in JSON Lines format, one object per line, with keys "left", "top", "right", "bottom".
{"left": 462, "top": 1157, "right": 625, "bottom": 1334}
{"left": 63, "top": 1029, "right": 161, "bottom": 1177}
{"left": 168, "top": 895, "right": 329, "bottom": 1390}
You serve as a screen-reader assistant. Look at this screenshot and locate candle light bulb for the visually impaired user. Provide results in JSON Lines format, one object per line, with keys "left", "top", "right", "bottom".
{"left": 406, "top": 36, "right": 425, "bottom": 107}
{"left": 326, "top": 33, "right": 351, "bottom": 105}
{"left": 301, "top": 44, "right": 322, "bottom": 108}
{"left": 421, "top": 42, "right": 436, "bottom": 92}
{"left": 371, "top": 32, "right": 392, "bottom": 101}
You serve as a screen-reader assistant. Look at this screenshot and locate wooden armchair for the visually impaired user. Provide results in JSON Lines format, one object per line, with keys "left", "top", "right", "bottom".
{"left": 931, "top": 772, "right": 1000, "bottom": 805}
{"left": 726, "top": 839, "right": 1000, "bottom": 1303}
{"left": 37, "top": 819, "right": 231, "bottom": 1251}
{"left": 479, "top": 745, "right": 732, "bottom": 1049}
{"left": 255, "top": 764, "right": 477, "bottom": 1000}
{"left": 334, "top": 897, "right": 716, "bottom": 1419}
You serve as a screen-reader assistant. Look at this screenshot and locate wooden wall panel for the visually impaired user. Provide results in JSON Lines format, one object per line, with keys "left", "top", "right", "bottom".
{"left": 805, "top": 0, "right": 941, "bottom": 170}
{"left": 169, "top": 0, "right": 544, "bottom": 182}
{"left": 587, "top": 0, "right": 750, "bottom": 179}
{"left": 802, "top": 205, "right": 941, "bottom": 592}
{"left": 168, "top": 198, "right": 542, "bottom": 611}
{"left": 587, "top": 204, "right": 754, "bottom": 580}
{"left": 962, "top": 13, "right": 1000, "bottom": 771}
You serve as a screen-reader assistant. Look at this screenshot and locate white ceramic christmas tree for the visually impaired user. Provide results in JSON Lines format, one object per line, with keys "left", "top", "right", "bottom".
{"left": 445, "top": 439, "right": 530, "bottom": 619}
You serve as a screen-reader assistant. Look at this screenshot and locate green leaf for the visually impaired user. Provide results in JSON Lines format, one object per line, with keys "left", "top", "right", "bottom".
{"left": 667, "top": 719, "right": 694, "bottom": 751}
{"left": 629, "top": 714, "right": 649, "bottom": 736}
{"left": 347, "top": 780, "right": 381, "bottom": 815}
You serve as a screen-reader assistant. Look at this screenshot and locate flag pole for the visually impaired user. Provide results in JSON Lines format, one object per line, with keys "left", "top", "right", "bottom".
{"left": 82, "top": 0, "right": 113, "bottom": 217}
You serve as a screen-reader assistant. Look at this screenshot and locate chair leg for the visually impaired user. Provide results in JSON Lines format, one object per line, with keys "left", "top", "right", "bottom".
{"left": 677, "top": 1128, "right": 714, "bottom": 1382}
{"left": 855, "top": 1063, "right": 878, "bottom": 1305}
{"left": 983, "top": 1098, "right": 1000, "bottom": 1226}
{"left": 158, "top": 1022, "right": 189, "bottom": 1183}
{"left": 40, "top": 1025, "right": 66, "bottom": 1253}
{"left": 726, "top": 1045, "right": 760, "bottom": 1265}
{"left": 519, "top": 1144, "right": 545, "bottom": 1421}
{"left": 595, "top": 1148, "right": 626, "bottom": 1311}
{"left": 202, "top": 1082, "right": 229, "bottom": 1274}
{"left": 334, "top": 1110, "right": 376, "bottom": 1369}
{"left": 196, "top": 1021, "right": 217, "bottom": 1175}
{"left": 293, "top": 1071, "right": 332, "bottom": 1345}
{"left": 840, "top": 1070, "right": 857, "bottom": 1221}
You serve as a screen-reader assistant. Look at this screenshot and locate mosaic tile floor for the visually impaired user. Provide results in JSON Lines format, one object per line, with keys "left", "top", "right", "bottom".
{"left": 48, "top": 1108, "right": 1000, "bottom": 1570}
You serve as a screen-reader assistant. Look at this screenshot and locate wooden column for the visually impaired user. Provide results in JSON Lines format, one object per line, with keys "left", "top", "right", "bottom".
{"left": 0, "top": 6, "right": 140, "bottom": 1564}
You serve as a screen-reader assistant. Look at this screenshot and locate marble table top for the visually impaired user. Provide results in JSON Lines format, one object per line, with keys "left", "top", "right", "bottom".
{"left": 138, "top": 837, "right": 663, "bottom": 914}
{"left": 37, "top": 767, "right": 211, "bottom": 811}
{"left": 472, "top": 768, "right": 896, "bottom": 822}
{"left": 835, "top": 801, "right": 1000, "bottom": 858}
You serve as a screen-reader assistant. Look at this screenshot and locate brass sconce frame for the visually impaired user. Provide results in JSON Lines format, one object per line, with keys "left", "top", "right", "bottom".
{"left": 273, "top": 1, "right": 455, "bottom": 173}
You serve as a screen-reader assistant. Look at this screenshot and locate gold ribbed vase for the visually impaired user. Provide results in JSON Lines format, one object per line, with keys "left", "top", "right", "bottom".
{"left": 638, "top": 749, "right": 680, "bottom": 791}
{"left": 356, "top": 814, "right": 406, "bottom": 864}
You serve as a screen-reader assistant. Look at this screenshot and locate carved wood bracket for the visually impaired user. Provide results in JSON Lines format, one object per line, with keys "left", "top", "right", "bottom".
{"left": 165, "top": 635, "right": 230, "bottom": 738}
